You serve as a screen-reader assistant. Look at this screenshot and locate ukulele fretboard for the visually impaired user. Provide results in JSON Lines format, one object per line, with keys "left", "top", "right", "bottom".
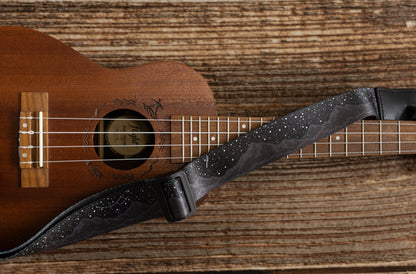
{"left": 170, "top": 116, "right": 416, "bottom": 163}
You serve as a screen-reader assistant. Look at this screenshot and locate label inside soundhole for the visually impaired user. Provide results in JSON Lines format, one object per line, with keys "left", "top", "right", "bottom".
{"left": 106, "top": 115, "right": 151, "bottom": 157}
{"left": 94, "top": 109, "right": 154, "bottom": 170}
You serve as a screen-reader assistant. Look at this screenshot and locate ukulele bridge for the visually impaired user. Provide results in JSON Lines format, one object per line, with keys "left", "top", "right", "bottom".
{"left": 19, "top": 92, "right": 49, "bottom": 188}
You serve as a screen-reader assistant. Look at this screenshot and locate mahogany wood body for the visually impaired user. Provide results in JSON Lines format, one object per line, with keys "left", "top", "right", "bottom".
{"left": 0, "top": 27, "right": 217, "bottom": 249}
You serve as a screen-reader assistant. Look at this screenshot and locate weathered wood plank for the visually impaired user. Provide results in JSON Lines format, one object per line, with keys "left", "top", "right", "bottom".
{"left": 2, "top": 0, "right": 416, "bottom": 272}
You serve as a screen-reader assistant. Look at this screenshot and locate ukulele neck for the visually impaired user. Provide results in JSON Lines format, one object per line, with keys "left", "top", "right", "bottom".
{"left": 170, "top": 116, "right": 415, "bottom": 163}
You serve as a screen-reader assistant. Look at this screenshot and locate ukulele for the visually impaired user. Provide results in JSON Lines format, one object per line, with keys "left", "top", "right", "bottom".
{"left": 0, "top": 26, "right": 413, "bottom": 251}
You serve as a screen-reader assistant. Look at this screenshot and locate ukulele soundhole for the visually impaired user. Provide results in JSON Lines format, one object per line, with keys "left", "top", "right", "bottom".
{"left": 93, "top": 109, "right": 154, "bottom": 170}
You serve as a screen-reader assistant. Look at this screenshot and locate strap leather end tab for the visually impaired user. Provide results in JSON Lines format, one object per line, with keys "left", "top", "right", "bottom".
{"left": 375, "top": 87, "right": 416, "bottom": 120}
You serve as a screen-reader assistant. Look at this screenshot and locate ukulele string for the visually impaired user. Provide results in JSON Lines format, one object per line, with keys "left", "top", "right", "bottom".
{"left": 19, "top": 148, "right": 416, "bottom": 165}
{"left": 20, "top": 156, "right": 191, "bottom": 164}
{"left": 19, "top": 135, "right": 416, "bottom": 164}
{"left": 17, "top": 130, "right": 416, "bottom": 150}
{"left": 18, "top": 130, "right": 416, "bottom": 135}
{"left": 19, "top": 116, "right": 416, "bottom": 126}
{"left": 18, "top": 140, "right": 416, "bottom": 149}
{"left": 19, "top": 116, "right": 267, "bottom": 123}
{"left": 19, "top": 131, "right": 249, "bottom": 134}
{"left": 19, "top": 144, "right": 214, "bottom": 149}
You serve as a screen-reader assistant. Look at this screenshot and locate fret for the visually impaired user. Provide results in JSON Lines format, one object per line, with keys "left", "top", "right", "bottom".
{"left": 190, "top": 116, "right": 193, "bottom": 160}
{"left": 181, "top": 115, "right": 185, "bottom": 163}
{"left": 217, "top": 117, "right": 220, "bottom": 147}
{"left": 249, "top": 117, "right": 252, "bottom": 131}
{"left": 301, "top": 141, "right": 314, "bottom": 159}
{"left": 177, "top": 115, "right": 190, "bottom": 161}
{"left": 398, "top": 120, "right": 401, "bottom": 154}
{"left": 329, "top": 135, "right": 332, "bottom": 157}
{"left": 255, "top": 117, "right": 264, "bottom": 132}
{"left": 362, "top": 120, "right": 365, "bottom": 156}
{"left": 227, "top": 117, "right": 230, "bottom": 142}
{"left": 207, "top": 117, "right": 210, "bottom": 152}
{"left": 380, "top": 120, "right": 399, "bottom": 156}
{"left": 345, "top": 126, "right": 348, "bottom": 157}
{"left": 219, "top": 117, "right": 226, "bottom": 147}
{"left": 237, "top": 117, "right": 240, "bottom": 137}
{"left": 361, "top": 121, "right": 379, "bottom": 155}
{"left": 379, "top": 120, "right": 382, "bottom": 155}
{"left": 198, "top": 116, "right": 202, "bottom": 157}
{"left": 400, "top": 121, "right": 415, "bottom": 153}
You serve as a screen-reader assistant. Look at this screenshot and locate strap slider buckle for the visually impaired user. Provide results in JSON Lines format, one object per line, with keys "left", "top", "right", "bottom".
{"left": 159, "top": 171, "right": 197, "bottom": 222}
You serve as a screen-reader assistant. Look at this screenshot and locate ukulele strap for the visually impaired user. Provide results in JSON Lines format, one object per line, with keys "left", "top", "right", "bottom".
{"left": 1, "top": 87, "right": 414, "bottom": 259}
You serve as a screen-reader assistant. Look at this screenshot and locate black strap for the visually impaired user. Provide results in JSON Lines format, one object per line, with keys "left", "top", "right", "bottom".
{"left": 186, "top": 87, "right": 380, "bottom": 200}
{"left": 376, "top": 87, "right": 416, "bottom": 120}
{"left": 0, "top": 87, "right": 399, "bottom": 260}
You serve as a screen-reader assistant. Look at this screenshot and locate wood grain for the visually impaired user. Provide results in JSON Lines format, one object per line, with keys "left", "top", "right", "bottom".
{"left": 2, "top": 0, "right": 416, "bottom": 273}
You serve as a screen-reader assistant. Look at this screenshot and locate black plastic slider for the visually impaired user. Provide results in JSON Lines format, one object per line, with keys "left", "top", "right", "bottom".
{"left": 158, "top": 171, "right": 197, "bottom": 222}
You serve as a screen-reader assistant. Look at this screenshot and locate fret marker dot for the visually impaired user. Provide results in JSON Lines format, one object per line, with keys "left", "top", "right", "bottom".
{"left": 193, "top": 136, "right": 198, "bottom": 142}
{"left": 23, "top": 123, "right": 28, "bottom": 128}
{"left": 242, "top": 124, "right": 247, "bottom": 129}
{"left": 335, "top": 136, "right": 341, "bottom": 141}
{"left": 22, "top": 153, "right": 27, "bottom": 158}
{"left": 211, "top": 136, "right": 216, "bottom": 141}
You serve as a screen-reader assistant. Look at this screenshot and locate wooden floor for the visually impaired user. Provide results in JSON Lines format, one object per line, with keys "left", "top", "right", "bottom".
{"left": 2, "top": 0, "right": 416, "bottom": 273}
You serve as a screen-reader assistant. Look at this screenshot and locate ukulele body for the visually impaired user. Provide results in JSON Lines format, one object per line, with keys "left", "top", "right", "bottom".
{"left": 0, "top": 27, "right": 216, "bottom": 249}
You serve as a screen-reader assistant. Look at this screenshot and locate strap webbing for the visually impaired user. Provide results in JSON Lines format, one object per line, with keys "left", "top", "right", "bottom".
{"left": 186, "top": 88, "right": 379, "bottom": 201}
